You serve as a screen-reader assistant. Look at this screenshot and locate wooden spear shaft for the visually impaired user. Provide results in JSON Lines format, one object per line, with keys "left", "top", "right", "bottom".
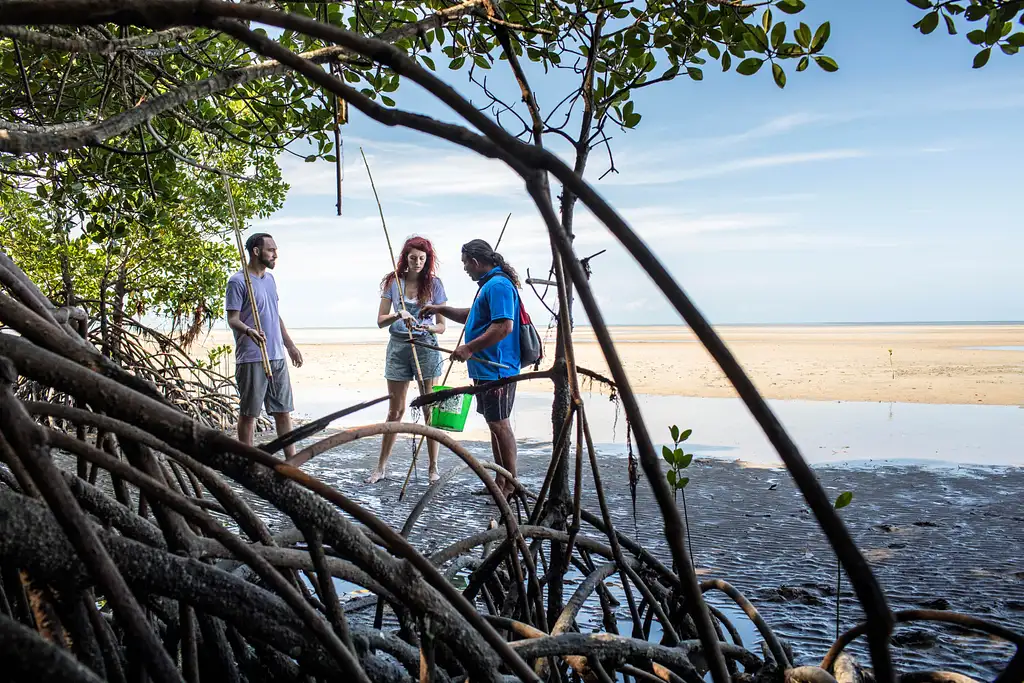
{"left": 359, "top": 148, "right": 429, "bottom": 404}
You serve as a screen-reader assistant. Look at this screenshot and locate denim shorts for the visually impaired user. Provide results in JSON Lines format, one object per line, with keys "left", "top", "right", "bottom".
{"left": 384, "top": 334, "right": 443, "bottom": 382}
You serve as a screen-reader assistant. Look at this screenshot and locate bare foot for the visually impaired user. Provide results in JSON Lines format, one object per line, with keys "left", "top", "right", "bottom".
{"left": 429, "top": 469, "right": 441, "bottom": 484}
{"left": 365, "top": 469, "right": 386, "bottom": 484}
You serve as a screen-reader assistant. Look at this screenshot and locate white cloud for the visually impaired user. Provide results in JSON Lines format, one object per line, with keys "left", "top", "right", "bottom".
{"left": 278, "top": 143, "right": 523, "bottom": 200}
{"left": 605, "top": 148, "right": 869, "bottom": 187}
{"left": 572, "top": 206, "right": 797, "bottom": 249}
{"left": 710, "top": 112, "right": 830, "bottom": 145}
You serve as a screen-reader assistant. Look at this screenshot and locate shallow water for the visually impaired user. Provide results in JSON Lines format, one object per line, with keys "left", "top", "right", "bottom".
{"left": 294, "top": 388, "right": 1024, "bottom": 468}
{"left": 963, "top": 345, "right": 1024, "bottom": 351}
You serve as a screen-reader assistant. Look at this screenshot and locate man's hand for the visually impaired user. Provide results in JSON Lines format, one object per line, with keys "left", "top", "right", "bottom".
{"left": 451, "top": 344, "right": 473, "bottom": 362}
{"left": 244, "top": 327, "right": 266, "bottom": 344}
{"left": 287, "top": 343, "right": 304, "bottom": 368}
{"left": 419, "top": 304, "right": 440, "bottom": 318}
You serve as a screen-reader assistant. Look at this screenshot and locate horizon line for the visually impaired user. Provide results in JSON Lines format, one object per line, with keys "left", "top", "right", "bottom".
{"left": 204, "top": 319, "right": 1024, "bottom": 331}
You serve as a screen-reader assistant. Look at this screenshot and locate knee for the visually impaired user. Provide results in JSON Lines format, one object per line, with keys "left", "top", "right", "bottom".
{"left": 387, "top": 407, "right": 405, "bottom": 422}
{"left": 489, "top": 419, "right": 511, "bottom": 436}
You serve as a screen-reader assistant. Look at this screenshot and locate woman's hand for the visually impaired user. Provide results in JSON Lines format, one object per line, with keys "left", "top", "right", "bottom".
{"left": 398, "top": 310, "right": 416, "bottom": 323}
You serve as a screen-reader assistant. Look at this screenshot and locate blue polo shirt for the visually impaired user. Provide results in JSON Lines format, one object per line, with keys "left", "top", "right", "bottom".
{"left": 465, "top": 267, "right": 520, "bottom": 380}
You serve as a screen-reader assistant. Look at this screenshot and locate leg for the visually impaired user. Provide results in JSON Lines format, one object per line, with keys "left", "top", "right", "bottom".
{"left": 270, "top": 412, "right": 296, "bottom": 459}
{"left": 366, "top": 380, "right": 409, "bottom": 484}
{"left": 235, "top": 362, "right": 266, "bottom": 448}
{"left": 419, "top": 376, "right": 441, "bottom": 483}
{"left": 262, "top": 360, "right": 295, "bottom": 456}
{"left": 488, "top": 429, "right": 505, "bottom": 490}
{"left": 488, "top": 418, "right": 518, "bottom": 497}
{"left": 237, "top": 414, "right": 256, "bottom": 447}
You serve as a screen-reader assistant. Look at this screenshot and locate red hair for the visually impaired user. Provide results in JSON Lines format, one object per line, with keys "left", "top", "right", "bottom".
{"left": 381, "top": 235, "right": 438, "bottom": 305}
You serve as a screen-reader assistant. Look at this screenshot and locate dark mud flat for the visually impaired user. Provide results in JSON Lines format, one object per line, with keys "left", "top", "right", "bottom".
{"left": 244, "top": 433, "right": 1023, "bottom": 679}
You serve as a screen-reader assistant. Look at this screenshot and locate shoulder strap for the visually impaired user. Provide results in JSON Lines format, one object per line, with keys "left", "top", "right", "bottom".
{"left": 480, "top": 270, "right": 519, "bottom": 300}
{"left": 480, "top": 270, "right": 531, "bottom": 324}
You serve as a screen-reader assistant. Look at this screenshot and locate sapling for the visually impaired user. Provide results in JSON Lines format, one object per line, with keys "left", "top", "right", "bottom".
{"left": 888, "top": 348, "right": 895, "bottom": 380}
{"left": 664, "top": 425, "right": 695, "bottom": 566}
{"left": 833, "top": 490, "right": 853, "bottom": 639}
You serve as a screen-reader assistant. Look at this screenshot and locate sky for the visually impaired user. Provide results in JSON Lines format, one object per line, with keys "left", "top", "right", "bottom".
{"left": 248, "top": 0, "right": 1024, "bottom": 329}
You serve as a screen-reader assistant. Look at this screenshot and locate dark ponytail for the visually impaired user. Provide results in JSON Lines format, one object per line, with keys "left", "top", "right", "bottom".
{"left": 461, "top": 239, "right": 521, "bottom": 287}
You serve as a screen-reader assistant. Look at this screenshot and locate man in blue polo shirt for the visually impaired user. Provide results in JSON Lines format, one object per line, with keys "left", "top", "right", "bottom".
{"left": 421, "top": 239, "right": 521, "bottom": 500}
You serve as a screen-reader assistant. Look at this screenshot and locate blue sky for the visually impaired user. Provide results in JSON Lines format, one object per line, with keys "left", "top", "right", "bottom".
{"left": 252, "top": 0, "right": 1024, "bottom": 328}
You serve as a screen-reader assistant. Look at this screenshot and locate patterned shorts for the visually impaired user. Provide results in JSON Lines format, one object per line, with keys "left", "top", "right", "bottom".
{"left": 473, "top": 380, "right": 517, "bottom": 422}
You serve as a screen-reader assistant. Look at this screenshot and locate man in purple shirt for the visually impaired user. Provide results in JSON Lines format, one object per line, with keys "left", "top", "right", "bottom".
{"left": 225, "top": 233, "right": 303, "bottom": 458}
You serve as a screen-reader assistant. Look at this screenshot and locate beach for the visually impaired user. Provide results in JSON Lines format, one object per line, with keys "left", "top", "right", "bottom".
{"left": 202, "top": 323, "right": 1024, "bottom": 406}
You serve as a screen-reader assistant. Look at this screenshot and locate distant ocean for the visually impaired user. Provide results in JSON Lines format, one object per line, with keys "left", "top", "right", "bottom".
{"left": 200, "top": 321, "right": 1023, "bottom": 346}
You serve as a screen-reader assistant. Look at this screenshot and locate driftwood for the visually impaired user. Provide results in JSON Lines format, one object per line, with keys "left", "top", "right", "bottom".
{"left": 0, "top": 4, "right": 1022, "bottom": 683}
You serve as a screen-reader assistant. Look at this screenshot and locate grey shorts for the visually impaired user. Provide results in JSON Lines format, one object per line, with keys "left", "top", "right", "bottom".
{"left": 385, "top": 335, "right": 443, "bottom": 382}
{"left": 236, "top": 359, "right": 293, "bottom": 417}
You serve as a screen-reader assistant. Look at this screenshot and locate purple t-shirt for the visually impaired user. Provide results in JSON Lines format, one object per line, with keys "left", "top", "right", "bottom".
{"left": 382, "top": 277, "right": 446, "bottom": 338}
{"left": 226, "top": 270, "right": 285, "bottom": 363}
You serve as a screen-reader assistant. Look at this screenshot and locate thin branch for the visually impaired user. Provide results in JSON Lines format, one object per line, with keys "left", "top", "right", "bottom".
{"left": 410, "top": 370, "right": 555, "bottom": 409}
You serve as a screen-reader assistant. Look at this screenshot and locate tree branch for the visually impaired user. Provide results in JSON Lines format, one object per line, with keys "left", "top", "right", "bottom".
{"left": 0, "top": 0, "right": 489, "bottom": 155}
{"left": 0, "top": 25, "right": 194, "bottom": 55}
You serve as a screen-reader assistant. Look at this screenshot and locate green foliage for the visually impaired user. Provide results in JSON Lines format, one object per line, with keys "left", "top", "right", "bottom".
{"left": 832, "top": 488, "right": 853, "bottom": 638}
{"left": 665, "top": 423, "right": 697, "bottom": 566}
{"left": 0, "top": 141, "right": 285, "bottom": 342}
{"left": 663, "top": 425, "right": 694, "bottom": 494}
{"left": 0, "top": 28, "right": 289, "bottom": 344}
{"left": 906, "top": 0, "right": 1024, "bottom": 65}
{"left": 195, "top": 344, "right": 234, "bottom": 369}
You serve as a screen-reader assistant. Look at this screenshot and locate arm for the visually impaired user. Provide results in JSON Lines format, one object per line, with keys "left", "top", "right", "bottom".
{"left": 452, "top": 281, "right": 515, "bottom": 361}
{"left": 378, "top": 295, "right": 418, "bottom": 329}
{"left": 227, "top": 309, "right": 264, "bottom": 343}
{"left": 279, "top": 317, "right": 303, "bottom": 367}
{"left": 462, "top": 320, "right": 512, "bottom": 354}
{"left": 427, "top": 310, "right": 447, "bottom": 336}
{"left": 377, "top": 297, "right": 400, "bottom": 328}
{"left": 421, "top": 304, "right": 470, "bottom": 325}
{"left": 226, "top": 278, "right": 264, "bottom": 342}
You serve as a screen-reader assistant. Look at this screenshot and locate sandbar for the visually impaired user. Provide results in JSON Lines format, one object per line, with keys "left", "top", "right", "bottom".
{"left": 202, "top": 324, "right": 1024, "bottom": 406}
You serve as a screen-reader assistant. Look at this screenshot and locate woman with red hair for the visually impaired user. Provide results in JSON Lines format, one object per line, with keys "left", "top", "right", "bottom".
{"left": 366, "top": 235, "right": 447, "bottom": 484}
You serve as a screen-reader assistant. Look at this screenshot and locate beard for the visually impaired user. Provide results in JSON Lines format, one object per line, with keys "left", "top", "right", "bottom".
{"left": 257, "top": 251, "right": 276, "bottom": 269}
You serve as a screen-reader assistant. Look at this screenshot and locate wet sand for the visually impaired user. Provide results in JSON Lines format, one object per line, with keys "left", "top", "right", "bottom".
{"left": 243, "top": 434, "right": 1024, "bottom": 679}
{"left": 203, "top": 324, "right": 1024, "bottom": 406}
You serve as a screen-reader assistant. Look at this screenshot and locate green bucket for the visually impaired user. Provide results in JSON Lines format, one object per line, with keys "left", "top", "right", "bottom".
{"left": 429, "top": 385, "right": 472, "bottom": 432}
